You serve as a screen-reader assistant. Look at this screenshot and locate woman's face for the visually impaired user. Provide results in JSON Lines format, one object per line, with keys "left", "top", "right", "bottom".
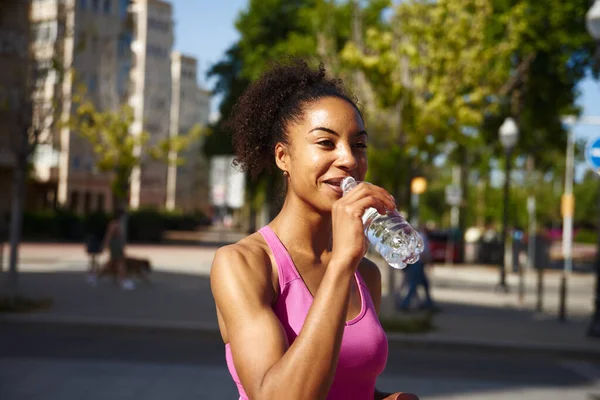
{"left": 277, "top": 96, "right": 368, "bottom": 213}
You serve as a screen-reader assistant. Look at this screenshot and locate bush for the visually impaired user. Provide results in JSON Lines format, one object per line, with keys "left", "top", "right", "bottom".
{"left": 575, "top": 229, "right": 598, "bottom": 244}
{"left": 21, "top": 208, "right": 210, "bottom": 242}
{"left": 127, "top": 209, "right": 165, "bottom": 242}
{"left": 22, "top": 210, "right": 59, "bottom": 240}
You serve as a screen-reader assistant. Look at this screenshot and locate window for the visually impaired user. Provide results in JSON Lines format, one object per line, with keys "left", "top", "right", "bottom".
{"left": 117, "top": 33, "right": 131, "bottom": 57}
{"left": 148, "top": 18, "right": 169, "bottom": 32}
{"left": 103, "top": 0, "right": 111, "bottom": 14}
{"left": 88, "top": 74, "right": 98, "bottom": 92}
{"left": 84, "top": 191, "right": 92, "bottom": 214}
{"left": 72, "top": 156, "right": 81, "bottom": 170}
{"left": 146, "top": 44, "right": 168, "bottom": 59}
{"left": 117, "top": 64, "right": 130, "bottom": 97}
{"left": 70, "top": 191, "right": 80, "bottom": 212}
{"left": 31, "top": 21, "right": 58, "bottom": 43}
{"left": 92, "top": 0, "right": 99, "bottom": 12}
{"left": 119, "top": 0, "right": 128, "bottom": 18}
{"left": 79, "top": 0, "right": 87, "bottom": 9}
{"left": 97, "top": 193, "right": 105, "bottom": 212}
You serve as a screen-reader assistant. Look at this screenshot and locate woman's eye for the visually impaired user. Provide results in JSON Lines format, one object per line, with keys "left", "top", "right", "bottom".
{"left": 317, "top": 140, "right": 335, "bottom": 147}
{"left": 353, "top": 142, "right": 368, "bottom": 149}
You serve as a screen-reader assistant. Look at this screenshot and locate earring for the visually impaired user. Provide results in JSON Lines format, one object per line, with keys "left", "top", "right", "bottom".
{"left": 283, "top": 170, "right": 289, "bottom": 178}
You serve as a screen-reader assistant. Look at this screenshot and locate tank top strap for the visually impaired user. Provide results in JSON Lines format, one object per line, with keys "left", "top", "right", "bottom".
{"left": 258, "top": 226, "right": 300, "bottom": 289}
{"left": 354, "top": 269, "right": 367, "bottom": 288}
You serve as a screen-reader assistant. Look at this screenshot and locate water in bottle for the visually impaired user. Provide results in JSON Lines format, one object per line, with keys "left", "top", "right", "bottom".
{"left": 341, "top": 177, "right": 424, "bottom": 269}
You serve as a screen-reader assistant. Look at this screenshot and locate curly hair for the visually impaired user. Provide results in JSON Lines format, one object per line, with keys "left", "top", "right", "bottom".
{"left": 226, "top": 58, "right": 361, "bottom": 178}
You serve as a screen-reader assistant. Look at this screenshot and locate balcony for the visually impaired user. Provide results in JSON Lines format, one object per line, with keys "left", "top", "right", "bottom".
{"left": 30, "top": 1, "right": 60, "bottom": 22}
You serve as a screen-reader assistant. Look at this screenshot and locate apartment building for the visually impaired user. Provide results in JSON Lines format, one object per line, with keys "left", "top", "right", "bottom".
{"left": 128, "top": 0, "right": 174, "bottom": 209}
{"left": 30, "top": 0, "right": 131, "bottom": 213}
{"left": 167, "top": 52, "right": 211, "bottom": 213}
{"left": 0, "top": 1, "right": 31, "bottom": 217}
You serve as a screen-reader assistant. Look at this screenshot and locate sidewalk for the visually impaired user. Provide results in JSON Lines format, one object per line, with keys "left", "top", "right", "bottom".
{"left": 1, "top": 241, "right": 599, "bottom": 359}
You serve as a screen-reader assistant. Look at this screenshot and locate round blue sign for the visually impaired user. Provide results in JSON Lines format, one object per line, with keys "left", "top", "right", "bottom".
{"left": 585, "top": 136, "right": 600, "bottom": 173}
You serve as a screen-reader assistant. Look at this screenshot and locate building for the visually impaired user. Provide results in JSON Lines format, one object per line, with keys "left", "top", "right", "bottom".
{"left": 128, "top": 0, "right": 174, "bottom": 209}
{"left": 30, "top": 0, "right": 132, "bottom": 213}
{"left": 0, "top": 1, "right": 31, "bottom": 217}
{"left": 167, "top": 52, "right": 211, "bottom": 213}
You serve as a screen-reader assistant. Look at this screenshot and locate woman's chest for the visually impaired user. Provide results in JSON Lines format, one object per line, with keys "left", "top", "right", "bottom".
{"left": 289, "top": 256, "right": 363, "bottom": 323}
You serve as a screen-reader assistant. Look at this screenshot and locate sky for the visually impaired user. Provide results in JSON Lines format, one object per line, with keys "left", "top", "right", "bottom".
{"left": 170, "top": 1, "right": 600, "bottom": 150}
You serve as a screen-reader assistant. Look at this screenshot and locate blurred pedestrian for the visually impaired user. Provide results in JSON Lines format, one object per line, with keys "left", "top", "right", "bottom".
{"left": 480, "top": 218, "right": 501, "bottom": 264}
{"left": 210, "top": 59, "right": 418, "bottom": 400}
{"left": 102, "top": 209, "right": 134, "bottom": 290}
{"left": 0, "top": 213, "right": 8, "bottom": 273}
{"left": 83, "top": 212, "right": 105, "bottom": 286}
{"left": 511, "top": 226, "right": 525, "bottom": 273}
{"left": 396, "top": 226, "right": 437, "bottom": 312}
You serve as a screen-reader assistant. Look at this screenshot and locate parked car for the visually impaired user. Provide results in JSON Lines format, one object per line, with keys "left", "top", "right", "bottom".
{"left": 426, "top": 230, "right": 460, "bottom": 263}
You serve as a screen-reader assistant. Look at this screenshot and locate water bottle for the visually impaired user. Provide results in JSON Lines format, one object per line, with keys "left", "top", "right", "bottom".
{"left": 341, "top": 177, "right": 424, "bottom": 269}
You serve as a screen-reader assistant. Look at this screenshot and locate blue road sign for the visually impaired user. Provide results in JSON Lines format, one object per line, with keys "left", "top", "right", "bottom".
{"left": 585, "top": 136, "right": 600, "bottom": 173}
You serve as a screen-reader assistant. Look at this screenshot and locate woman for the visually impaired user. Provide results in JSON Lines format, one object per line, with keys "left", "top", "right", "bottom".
{"left": 210, "top": 59, "right": 418, "bottom": 400}
{"left": 102, "top": 209, "right": 134, "bottom": 290}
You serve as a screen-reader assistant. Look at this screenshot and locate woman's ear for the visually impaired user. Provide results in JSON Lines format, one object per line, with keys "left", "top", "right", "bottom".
{"left": 274, "top": 142, "right": 289, "bottom": 173}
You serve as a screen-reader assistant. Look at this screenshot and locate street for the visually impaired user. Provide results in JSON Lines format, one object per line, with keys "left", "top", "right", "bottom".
{"left": 1, "top": 324, "right": 599, "bottom": 400}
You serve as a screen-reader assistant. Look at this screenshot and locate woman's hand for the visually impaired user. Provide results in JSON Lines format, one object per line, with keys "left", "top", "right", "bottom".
{"left": 330, "top": 181, "right": 395, "bottom": 269}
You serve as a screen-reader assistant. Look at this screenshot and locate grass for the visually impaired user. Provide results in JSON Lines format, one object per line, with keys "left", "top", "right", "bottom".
{"left": 0, "top": 295, "right": 53, "bottom": 313}
{"left": 380, "top": 312, "right": 436, "bottom": 334}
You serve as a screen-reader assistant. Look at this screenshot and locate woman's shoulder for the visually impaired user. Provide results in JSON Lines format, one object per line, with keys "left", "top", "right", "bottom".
{"left": 358, "top": 257, "right": 381, "bottom": 284}
{"left": 358, "top": 257, "right": 381, "bottom": 291}
{"left": 216, "top": 232, "right": 270, "bottom": 264}
{"left": 211, "top": 232, "right": 275, "bottom": 293}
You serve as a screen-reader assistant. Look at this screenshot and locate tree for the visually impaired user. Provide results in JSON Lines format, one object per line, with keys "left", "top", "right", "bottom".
{"left": 2, "top": 1, "right": 71, "bottom": 299}
{"left": 203, "top": 45, "right": 248, "bottom": 158}
{"left": 341, "top": 0, "right": 524, "bottom": 229}
{"left": 482, "top": 0, "right": 598, "bottom": 174}
{"left": 69, "top": 86, "right": 202, "bottom": 210}
{"left": 235, "top": 0, "right": 319, "bottom": 81}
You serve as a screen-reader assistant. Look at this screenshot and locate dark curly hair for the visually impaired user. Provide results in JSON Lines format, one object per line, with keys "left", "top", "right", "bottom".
{"left": 226, "top": 58, "right": 362, "bottom": 178}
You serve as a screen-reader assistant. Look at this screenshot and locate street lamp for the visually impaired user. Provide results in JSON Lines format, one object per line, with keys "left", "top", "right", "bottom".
{"left": 587, "top": 1, "right": 600, "bottom": 42}
{"left": 586, "top": 0, "right": 600, "bottom": 337}
{"left": 410, "top": 176, "right": 427, "bottom": 228}
{"left": 498, "top": 117, "right": 519, "bottom": 291}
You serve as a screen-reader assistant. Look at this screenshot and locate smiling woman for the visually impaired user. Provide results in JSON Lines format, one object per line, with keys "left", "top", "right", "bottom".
{"left": 210, "top": 58, "right": 418, "bottom": 400}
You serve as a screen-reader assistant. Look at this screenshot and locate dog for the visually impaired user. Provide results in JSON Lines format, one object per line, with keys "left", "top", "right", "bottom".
{"left": 97, "top": 256, "right": 152, "bottom": 283}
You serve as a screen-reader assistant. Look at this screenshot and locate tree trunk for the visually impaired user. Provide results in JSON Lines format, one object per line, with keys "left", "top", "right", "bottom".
{"left": 6, "top": 160, "right": 27, "bottom": 299}
{"left": 458, "top": 149, "right": 470, "bottom": 263}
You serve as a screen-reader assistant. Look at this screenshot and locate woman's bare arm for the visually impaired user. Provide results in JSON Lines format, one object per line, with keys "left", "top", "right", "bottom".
{"left": 211, "top": 244, "right": 355, "bottom": 400}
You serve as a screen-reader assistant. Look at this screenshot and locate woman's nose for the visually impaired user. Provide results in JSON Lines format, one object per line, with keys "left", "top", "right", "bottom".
{"left": 336, "top": 144, "right": 358, "bottom": 170}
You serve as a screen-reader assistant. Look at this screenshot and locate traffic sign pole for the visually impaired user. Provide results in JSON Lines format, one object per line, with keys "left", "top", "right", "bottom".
{"left": 586, "top": 135, "right": 600, "bottom": 336}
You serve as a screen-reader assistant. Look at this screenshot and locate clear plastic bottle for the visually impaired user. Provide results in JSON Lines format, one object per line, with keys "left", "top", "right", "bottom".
{"left": 341, "top": 177, "right": 424, "bottom": 269}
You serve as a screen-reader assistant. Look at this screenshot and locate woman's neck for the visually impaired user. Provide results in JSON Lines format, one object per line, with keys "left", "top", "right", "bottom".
{"left": 269, "top": 194, "right": 333, "bottom": 261}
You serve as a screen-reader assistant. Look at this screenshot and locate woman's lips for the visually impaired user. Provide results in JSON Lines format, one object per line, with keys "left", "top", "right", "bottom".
{"left": 325, "top": 182, "right": 343, "bottom": 194}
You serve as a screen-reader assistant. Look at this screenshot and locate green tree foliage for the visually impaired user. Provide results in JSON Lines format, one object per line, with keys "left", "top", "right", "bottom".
{"left": 482, "top": 0, "right": 598, "bottom": 173}
{"left": 235, "top": 0, "right": 319, "bottom": 81}
{"left": 203, "top": 45, "right": 248, "bottom": 157}
{"left": 207, "top": 0, "right": 598, "bottom": 230}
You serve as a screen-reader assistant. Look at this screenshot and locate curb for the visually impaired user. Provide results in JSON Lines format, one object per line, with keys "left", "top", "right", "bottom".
{"left": 0, "top": 314, "right": 221, "bottom": 339}
{"left": 2, "top": 314, "right": 600, "bottom": 361}
{"left": 386, "top": 332, "right": 600, "bottom": 361}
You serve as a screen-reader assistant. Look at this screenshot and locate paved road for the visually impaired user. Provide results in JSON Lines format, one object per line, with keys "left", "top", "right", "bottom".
{"left": 1, "top": 324, "right": 599, "bottom": 400}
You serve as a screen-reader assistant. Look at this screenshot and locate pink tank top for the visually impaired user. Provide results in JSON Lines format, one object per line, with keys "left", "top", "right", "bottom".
{"left": 225, "top": 226, "right": 389, "bottom": 399}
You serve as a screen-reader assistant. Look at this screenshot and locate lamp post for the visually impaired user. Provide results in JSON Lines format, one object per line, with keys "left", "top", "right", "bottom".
{"left": 586, "top": 0, "right": 600, "bottom": 337}
{"left": 498, "top": 117, "right": 519, "bottom": 291}
{"left": 410, "top": 177, "right": 427, "bottom": 228}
